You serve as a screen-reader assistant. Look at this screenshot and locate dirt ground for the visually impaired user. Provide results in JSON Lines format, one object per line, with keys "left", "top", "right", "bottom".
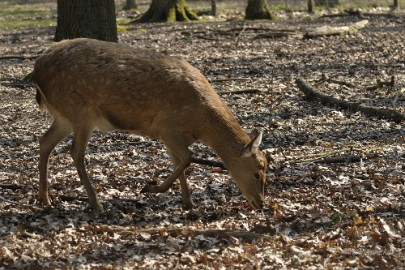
{"left": 1, "top": 4, "right": 405, "bottom": 270}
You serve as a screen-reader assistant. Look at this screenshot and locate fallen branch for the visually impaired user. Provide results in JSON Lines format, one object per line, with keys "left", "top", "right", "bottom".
{"left": 295, "top": 78, "right": 405, "bottom": 123}
{"left": 0, "top": 55, "right": 38, "bottom": 61}
{"left": 304, "top": 20, "right": 369, "bottom": 39}
{"left": 254, "top": 31, "right": 297, "bottom": 39}
{"left": 211, "top": 77, "right": 250, "bottom": 83}
{"left": 191, "top": 157, "right": 225, "bottom": 169}
{"left": 314, "top": 154, "right": 362, "bottom": 164}
{"left": 218, "top": 89, "right": 263, "bottom": 95}
{"left": 59, "top": 195, "right": 89, "bottom": 202}
{"left": 0, "top": 183, "right": 24, "bottom": 190}
{"left": 82, "top": 224, "right": 272, "bottom": 243}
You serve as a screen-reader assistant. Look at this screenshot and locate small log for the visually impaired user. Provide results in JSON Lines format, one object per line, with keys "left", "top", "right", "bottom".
{"left": 304, "top": 20, "right": 368, "bottom": 38}
{"left": 296, "top": 78, "right": 405, "bottom": 123}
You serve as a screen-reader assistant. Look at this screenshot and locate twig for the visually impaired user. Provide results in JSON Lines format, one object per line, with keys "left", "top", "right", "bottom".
{"left": 254, "top": 31, "right": 298, "bottom": 39}
{"left": 269, "top": 129, "right": 287, "bottom": 161}
{"left": 211, "top": 77, "right": 250, "bottom": 83}
{"left": 218, "top": 89, "right": 263, "bottom": 95}
{"left": 235, "top": 25, "right": 247, "bottom": 47}
{"left": 296, "top": 78, "right": 405, "bottom": 123}
{"left": 0, "top": 55, "right": 38, "bottom": 61}
{"left": 313, "top": 154, "right": 362, "bottom": 164}
{"left": 318, "top": 74, "right": 356, "bottom": 88}
{"left": 393, "top": 88, "right": 405, "bottom": 107}
{"left": 59, "top": 195, "right": 89, "bottom": 202}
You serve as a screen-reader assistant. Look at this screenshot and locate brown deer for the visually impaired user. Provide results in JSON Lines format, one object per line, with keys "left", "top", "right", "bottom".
{"left": 34, "top": 38, "right": 267, "bottom": 213}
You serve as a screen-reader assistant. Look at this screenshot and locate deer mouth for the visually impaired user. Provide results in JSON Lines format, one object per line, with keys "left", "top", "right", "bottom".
{"left": 248, "top": 196, "right": 263, "bottom": 209}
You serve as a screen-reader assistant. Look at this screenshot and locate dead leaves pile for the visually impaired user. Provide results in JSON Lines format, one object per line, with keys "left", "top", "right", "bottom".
{"left": 1, "top": 8, "right": 405, "bottom": 269}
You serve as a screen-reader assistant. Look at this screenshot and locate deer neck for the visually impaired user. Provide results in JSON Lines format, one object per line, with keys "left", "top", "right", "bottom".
{"left": 202, "top": 112, "right": 250, "bottom": 169}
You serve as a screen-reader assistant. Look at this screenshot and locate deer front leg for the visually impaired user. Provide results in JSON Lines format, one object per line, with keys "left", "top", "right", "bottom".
{"left": 141, "top": 131, "right": 193, "bottom": 208}
{"left": 167, "top": 148, "right": 193, "bottom": 209}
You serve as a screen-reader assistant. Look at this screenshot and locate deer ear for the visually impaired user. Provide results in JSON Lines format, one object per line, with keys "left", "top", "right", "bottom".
{"left": 242, "top": 129, "right": 263, "bottom": 157}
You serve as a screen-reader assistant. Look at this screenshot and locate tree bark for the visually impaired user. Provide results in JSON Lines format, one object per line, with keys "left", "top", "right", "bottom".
{"left": 137, "top": 0, "right": 199, "bottom": 23}
{"left": 211, "top": 0, "right": 217, "bottom": 16}
{"left": 245, "top": 0, "right": 274, "bottom": 20}
{"left": 123, "top": 0, "right": 138, "bottom": 10}
{"left": 308, "top": 0, "right": 314, "bottom": 13}
{"left": 393, "top": 0, "right": 400, "bottom": 10}
{"left": 55, "top": 0, "right": 117, "bottom": 42}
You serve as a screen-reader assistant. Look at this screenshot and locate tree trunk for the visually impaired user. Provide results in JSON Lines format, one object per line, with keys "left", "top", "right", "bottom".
{"left": 211, "top": 0, "right": 217, "bottom": 16}
{"left": 137, "top": 0, "right": 199, "bottom": 23}
{"left": 245, "top": 0, "right": 273, "bottom": 20}
{"left": 393, "top": 0, "right": 400, "bottom": 10}
{"left": 55, "top": 0, "right": 117, "bottom": 42}
{"left": 308, "top": 0, "right": 314, "bottom": 13}
{"left": 123, "top": 0, "right": 138, "bottom": 10}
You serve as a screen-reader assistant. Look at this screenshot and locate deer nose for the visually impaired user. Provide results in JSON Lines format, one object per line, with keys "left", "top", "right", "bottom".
{"left": 249, "top": 195, "right": 264, "bottom": 209}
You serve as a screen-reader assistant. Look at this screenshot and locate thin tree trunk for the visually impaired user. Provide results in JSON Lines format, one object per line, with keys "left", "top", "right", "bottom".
{"left": 211, "top": 0, "right": 217, "bottom": 16}
{"left": 55, "top": 0, "right": 117, "bottom": 42}
{"left": 124, "top": 0, "right": 137, "bottom": 10}
{"left": 308, "top": 0, "right": 314, "bottom": 13}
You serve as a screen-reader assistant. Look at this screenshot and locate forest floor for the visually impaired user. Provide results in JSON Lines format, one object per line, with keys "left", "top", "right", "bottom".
{"left": 1, "top": 3, "right": 405, "bottom": 270}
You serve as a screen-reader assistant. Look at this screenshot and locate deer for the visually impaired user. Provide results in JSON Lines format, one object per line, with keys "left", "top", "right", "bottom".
{"left": 34, "top": 38, "right": 268, "bottom": 213}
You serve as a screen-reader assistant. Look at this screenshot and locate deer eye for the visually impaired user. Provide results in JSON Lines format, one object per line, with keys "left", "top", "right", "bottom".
{"left": 254, "top": 172, "right": 261, "bottom": 179}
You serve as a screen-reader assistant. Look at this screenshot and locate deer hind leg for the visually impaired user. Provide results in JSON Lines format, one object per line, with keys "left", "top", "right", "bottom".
{"left": 70, "top": 126, "right": 104, "bottom": 213}
{"left": 141, "top": 131, "right": 192, "bottom": 208}
{"left": 39, "top": 118, "right": 71, "bottom": 206}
